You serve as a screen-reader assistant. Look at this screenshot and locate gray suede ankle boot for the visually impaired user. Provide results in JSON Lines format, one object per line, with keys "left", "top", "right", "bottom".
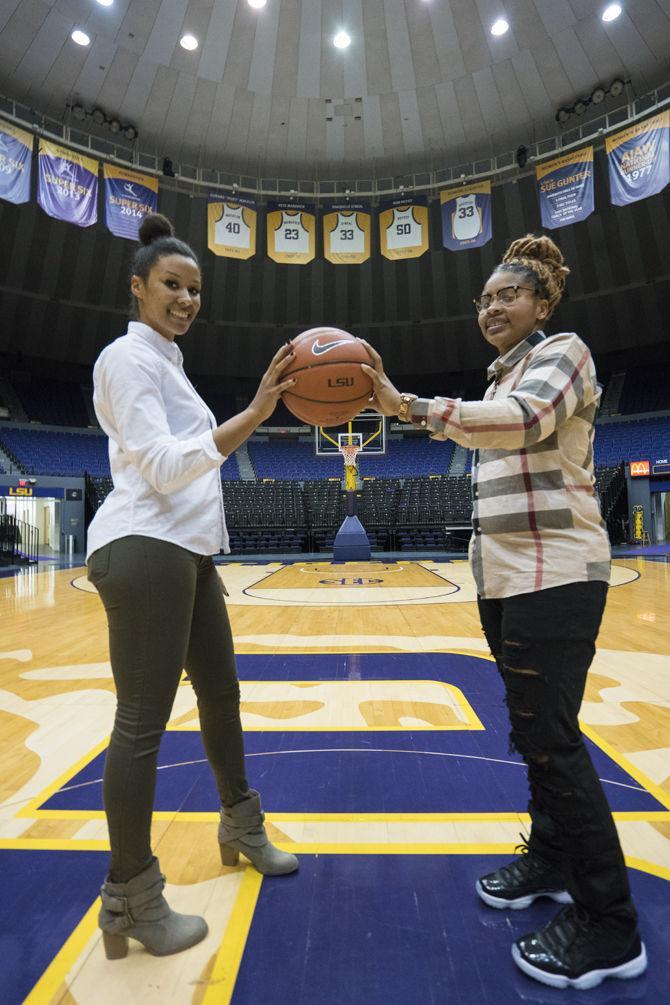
{"left": 218, "top": 790, "right": 299, "bottom": 875}
{"left": 99, "top": 858, "right": 208, "bottom": 959}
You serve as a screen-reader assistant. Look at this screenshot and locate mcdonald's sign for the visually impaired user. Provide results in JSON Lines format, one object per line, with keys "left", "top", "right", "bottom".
{"left": 630, "top": 460, "right": 650, "bottom": 477}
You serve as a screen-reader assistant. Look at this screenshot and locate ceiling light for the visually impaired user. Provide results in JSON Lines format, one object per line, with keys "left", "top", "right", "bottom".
{"left": 108, "top": 118, "right": 121, "bottom": 134}
{"left": 609, "top": 77, "right": 625, "bottom": 97}
{"left": 71, "top": 103, "right": 86, "bottom": 121}
{"left": 601, "top": 4, "right": 622, "bottom": 22}
{"left": 71, "top": 30, "right": 90, "bottom": 46}
{"left": 333, "top": 30, "right": 351, "bottom": 49}
{"left": 123, "top": 125, "right": 138, "bottom": 141}
{"left": 91, "top": 107, "right": 106, "bottom": 125}
{"left": 556, "top": 107, "right": 571, "bottom": 124}
{"left": 95, "top": 0, "right": 114, "bottom": 7}
{"left": 591, "top": 86, "right": 606, "bottom": 104}
{"left": 180, "top": 34, "right": 198, "bottom": 51}
{"left": 247, "top": 0, "right": 267, "bottom": 9}
{"left": 490, "top": 19, "right": 509, "bottom": 36}
{"left": 573, "top": 99, "right": 588, "bottom": 115}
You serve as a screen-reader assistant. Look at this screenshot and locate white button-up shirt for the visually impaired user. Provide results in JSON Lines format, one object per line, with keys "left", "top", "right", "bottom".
{"left": 86, "top": 322, "right": 229, "bottom": 560}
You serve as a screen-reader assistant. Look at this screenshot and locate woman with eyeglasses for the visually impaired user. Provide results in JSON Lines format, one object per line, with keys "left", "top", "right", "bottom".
{"left": 360, "top": 233, "right": 645, "bottom": 992}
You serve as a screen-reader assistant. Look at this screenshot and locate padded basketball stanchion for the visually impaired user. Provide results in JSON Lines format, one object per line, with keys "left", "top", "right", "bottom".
{"left": 333, "top": 443, "right": 371, "bottom": 560}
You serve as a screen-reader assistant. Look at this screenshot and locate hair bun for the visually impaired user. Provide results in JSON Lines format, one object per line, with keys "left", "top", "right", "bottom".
{"left": 503, "top": 234, "right": 568, "bottom": 272}
{"left": 138, "top": 213, "right": 174, "bottom": 247}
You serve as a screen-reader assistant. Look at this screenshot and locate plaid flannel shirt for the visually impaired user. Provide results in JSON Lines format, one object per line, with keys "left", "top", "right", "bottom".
{"left": 419, "top": 330, "right": 611, "bottom": 600}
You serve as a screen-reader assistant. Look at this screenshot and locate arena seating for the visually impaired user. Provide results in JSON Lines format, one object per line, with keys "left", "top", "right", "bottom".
{"left": 594, "top": 416, "right": 670, "bottom": 466}
{"left": 249, "top": 437, "right": 455, "bottom": 480}
{"left": 249, "top": 441, "right": 342, "bottom": 480}
{"left": 0, "top": 428, "right": 110, "bottom": 477}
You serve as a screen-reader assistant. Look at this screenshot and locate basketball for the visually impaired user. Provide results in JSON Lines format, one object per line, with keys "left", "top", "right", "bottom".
{"left": 281, "top": 327, "right": 373, "bottom": 426}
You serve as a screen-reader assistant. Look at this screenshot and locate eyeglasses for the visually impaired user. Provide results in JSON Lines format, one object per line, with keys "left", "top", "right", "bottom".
{"left": 473, "top": 285, "right": 536, "bottom": 314}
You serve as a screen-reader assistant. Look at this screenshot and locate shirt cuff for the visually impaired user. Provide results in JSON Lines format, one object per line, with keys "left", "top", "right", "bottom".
{"left": 202, "top": 430, "right": 227, "bottom": 463}
{"left": 409, "top": 398, "right": 432, "bottom": 428}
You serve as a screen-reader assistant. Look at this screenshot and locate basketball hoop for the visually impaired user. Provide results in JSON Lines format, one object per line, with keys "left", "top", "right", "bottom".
{"left": 339, "top": 443, "right": 360, "bottom": 469}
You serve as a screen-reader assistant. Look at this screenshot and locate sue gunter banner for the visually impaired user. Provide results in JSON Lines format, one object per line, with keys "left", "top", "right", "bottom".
{"left": 379, "top": 195, "right": 429, "bottom": 260}
{"left": 38, "top": 140, "right": 98, "bottom": 227}
{"left": 535, "top": 147, "right": 594, "bottom": 229}
{"left": 267, "top": 201, "right": 316, "bottom": 264}
{"left": 322, "top": 202, "right": 371, "bottom": 264}
{"left": 208, "top": 192, "right": 257, "bottom": 259}
{"left": 440, "top": 181, "right": 491, "bottom": 251}
{"left": 606, "top": 111, "right": 670, "bottom": 206}
{"left": 104, "top": 165, "right": 158, "bottom": 240}
{"left": 0, "top": 121, "right": 32, "bottom": 205}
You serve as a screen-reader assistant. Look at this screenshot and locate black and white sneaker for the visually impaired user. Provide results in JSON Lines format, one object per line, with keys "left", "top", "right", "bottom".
{"left": 512, "top": 904, "right": 647, "bottom": 990}
{"left": 476, "top": 845, "right": 571, "bottom": 910}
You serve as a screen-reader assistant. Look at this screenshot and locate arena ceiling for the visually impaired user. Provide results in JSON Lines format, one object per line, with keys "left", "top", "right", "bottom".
{"left": 1, "top": 1, "right": 669, "bottom": 182}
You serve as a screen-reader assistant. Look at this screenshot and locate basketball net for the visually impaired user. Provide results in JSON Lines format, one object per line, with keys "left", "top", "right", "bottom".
{"left": 339, "top": 443, "right": 360, "bottom": 492}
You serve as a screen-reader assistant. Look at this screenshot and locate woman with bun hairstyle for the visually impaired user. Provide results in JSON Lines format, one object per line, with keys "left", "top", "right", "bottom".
{"left": 87, "top": 213, "right": 299, "bottom": 960}
{"left": 360, "top": 234, "right": 645, "bottom": 991}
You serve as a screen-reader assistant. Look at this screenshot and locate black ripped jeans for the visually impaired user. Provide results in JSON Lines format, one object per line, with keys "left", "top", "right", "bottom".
{"left": 478, "top": 580, "right": 638, "bottom": 931}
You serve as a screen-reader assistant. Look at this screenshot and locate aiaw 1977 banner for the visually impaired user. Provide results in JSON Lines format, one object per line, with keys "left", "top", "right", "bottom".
{"left": 606, "top": 111, "right": 670, "bottom": 207}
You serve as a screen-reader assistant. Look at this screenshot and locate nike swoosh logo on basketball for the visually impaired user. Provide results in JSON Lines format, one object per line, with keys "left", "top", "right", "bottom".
{"left": 311, "top": 339, "right": 351, "bottom": 356}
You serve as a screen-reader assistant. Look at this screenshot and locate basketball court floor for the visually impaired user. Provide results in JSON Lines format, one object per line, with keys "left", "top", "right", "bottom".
{"left": 1, "top": 552, "right": 669, "bottom": 1003}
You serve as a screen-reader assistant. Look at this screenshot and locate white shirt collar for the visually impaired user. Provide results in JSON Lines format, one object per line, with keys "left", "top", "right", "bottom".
{"left": 127, "top": 321, "right": 183, "bottom": 366}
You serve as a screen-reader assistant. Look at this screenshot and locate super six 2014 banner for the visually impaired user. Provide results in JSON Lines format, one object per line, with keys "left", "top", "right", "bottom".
{"left": 103, "top": 164, "right": 158, "bottom": 240}
{"left": 606, "top": 111, "right": 670, "bottom": 206}
{"left": 37, "top": 140, "right": 98, "bottom": 227}
{"left": 322, "top": 202, "right": 371, "bottom": 264}
{"left": 535, "top": 147, "right": 594, "bottom": 230}
{"left": 379, "top": 195, "right": 429, "bottom": 259}
{"left": 0, "top": 121, "right": 32, "bottom": 205}
{"left": 267, "top": 200, "right": 316, "bottom": 264}
{"left": 208, "top": 192, "right": 257, "bottom": 259}
{"left": 439, "top": 181, "right": 491, "bottom": 251}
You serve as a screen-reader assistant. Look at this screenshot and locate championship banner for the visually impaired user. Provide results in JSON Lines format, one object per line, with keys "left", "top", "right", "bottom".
{"left": 0, "top": 121, "right": 32, "bottom": 205}
{"left": 606, "top": 111, "right": 670, "bottom": 207}
{"left": 379, "top": 195, "right": 429, "bottom": 260}
{"left": 208, "top": 192, "right": 257, "bottom": 259}
{"left": 37, "top": 140, "right": 98, "bottom": 227}
{"left": 535, "top": 147, "right": 594, "bottom": 230}
{"left": 267, "top": 200, "right": 316, "bottom": 264}
{"left": 322, "top": 202, "right": 371, "bottom": 265}
{"left": 440, "top": 181, "right": 491, "bottom": 251}
{"left": 103, "top": 164, "right": 158, "bottom": 240}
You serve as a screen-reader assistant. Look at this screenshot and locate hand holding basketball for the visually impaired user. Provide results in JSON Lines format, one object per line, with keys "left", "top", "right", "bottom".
{"left": 248, "top": 342, "right": 297, "bottom": 424}
{"left": 359, "top": 341, "right": 403, "bottom": 417}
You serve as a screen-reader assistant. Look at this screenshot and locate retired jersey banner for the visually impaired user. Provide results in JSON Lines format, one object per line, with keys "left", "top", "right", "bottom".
{"left": 322, "top": 202, "right": 371, "bottom": 264}
{"left": 440, "top": 181, "right": 491, "bottom": 251}
{"left": 37, "top": 140, "right": 98, "bottom": 227}
{"left": 104, "top": 164, "right": 158, "bottom": 240}
{"left": 606, "top": 111, "right": 670, "bottom": 207}
{"left": 0, "top": 121, "right": 32, "bottom": 205}
{"left": 379, "top": 196, "right": 429, "bottom": 260}
{"left": 535, "top": 147, "right": 594, "bottom": 230}
{"left": 267, "top": 201, "right": 316, "bottom": 264}
{"left": 208, "top": 192, "right": 257, "bottom": 259}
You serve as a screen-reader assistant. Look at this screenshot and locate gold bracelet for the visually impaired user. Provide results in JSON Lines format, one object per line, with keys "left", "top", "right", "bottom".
{"left": 397, "top": 393, "right": 418, "bottom": 423}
